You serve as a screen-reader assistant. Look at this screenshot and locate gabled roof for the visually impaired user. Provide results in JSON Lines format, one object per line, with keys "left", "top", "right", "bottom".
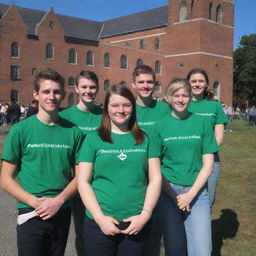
{"left": 0, "top": 3, "right": 168, "bottom": 41}
{"left": 101, "top": 6, "right": 168, "bottom": 38}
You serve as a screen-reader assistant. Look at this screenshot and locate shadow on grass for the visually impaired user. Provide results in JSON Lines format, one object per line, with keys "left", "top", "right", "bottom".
{"left": 212, "top": 209, "right": 239, "bottom": 256}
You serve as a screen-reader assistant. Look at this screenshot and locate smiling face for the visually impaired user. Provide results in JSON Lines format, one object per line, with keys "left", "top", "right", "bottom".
{"left": 75, "top": 77, "right": 98, "bottom": 104}
{"left": 33, "top": 79, "right": 64, "bottom": 114}
{"left": 108, "top": 94, "right": 133, "bottom": 130}
{"left": 165, "top": 88, "right": 191, "bottom": 113}
{"left": 189, "top": 73, "right": 208, "bottom": 97}
{"left": 132, "top": 73, "right": 155, "bottom": 99}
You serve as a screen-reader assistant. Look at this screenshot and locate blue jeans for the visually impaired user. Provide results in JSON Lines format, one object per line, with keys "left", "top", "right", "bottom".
{"left": 155, "top": 184, "right": 212, "bottom": 256}
{"left": 84, "top": 216, "right": 150, "bottom": 256}
{"left": 208, "top": 153, "right": 221, "bottom": 207}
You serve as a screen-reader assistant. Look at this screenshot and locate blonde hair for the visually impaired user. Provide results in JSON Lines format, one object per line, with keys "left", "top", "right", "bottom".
{"left": 165, "top": 78, "right": 192, "bottom": 97}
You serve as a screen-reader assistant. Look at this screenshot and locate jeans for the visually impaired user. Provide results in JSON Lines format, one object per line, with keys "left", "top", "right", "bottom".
{"left": 83, "top": 216, "right": 150, "bottom": 256}
{"left": 208, "top": 153, "right": 221, "bottom": 207}
{"left": 17, "top": 207, "right": 71, "bottom": 256}
{"left": 71, "top": 193, "right": 86, "bottom": 256}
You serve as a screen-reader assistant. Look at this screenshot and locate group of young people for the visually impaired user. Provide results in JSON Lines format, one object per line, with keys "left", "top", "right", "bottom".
{"left": 0, "top": 64, "right": 227, "bottom": 256}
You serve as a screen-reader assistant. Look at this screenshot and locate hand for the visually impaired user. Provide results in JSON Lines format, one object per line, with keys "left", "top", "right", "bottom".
{"left": 176, "top": 192, "right": 194, "bottom": 212}
{"left": 121, "top": 213, "right": 149, "bottom": 235}
{"left": 96, "top": 215, "right": 121, "bottom": 236}
{"left": 35, "top": 197, "right": 64, "bottom": 220}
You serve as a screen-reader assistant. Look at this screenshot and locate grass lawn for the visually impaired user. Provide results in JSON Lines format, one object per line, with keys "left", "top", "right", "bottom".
{"left": 1, "top": 119, "right": 255, "bottom": 256}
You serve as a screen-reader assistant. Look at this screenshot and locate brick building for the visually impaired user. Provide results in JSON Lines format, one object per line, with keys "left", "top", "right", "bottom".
{"left": 0, "top": 0, "right": 234, "bottom": 106}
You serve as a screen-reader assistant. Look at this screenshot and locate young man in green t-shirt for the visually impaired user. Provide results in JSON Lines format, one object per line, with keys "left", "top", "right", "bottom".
{"left": 0, "top": 68, "right": 83, "bottom": 256}
{"left": 60, "top": 70, "right": 102, "bottom": 256}
{"left": 132, "top": 65, "right": 170, "bottom": 135}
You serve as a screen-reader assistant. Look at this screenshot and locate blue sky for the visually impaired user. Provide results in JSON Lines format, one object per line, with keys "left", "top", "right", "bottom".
{"left": 0, "top": 0, "right": 254, "bottom": 49}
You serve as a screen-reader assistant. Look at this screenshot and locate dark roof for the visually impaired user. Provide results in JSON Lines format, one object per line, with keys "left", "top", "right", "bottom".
{"left": 101, "top": 6, "right": 168, "bottom": 38}
{"left": 0, "top": 3, "right": 168, "bottom": 41}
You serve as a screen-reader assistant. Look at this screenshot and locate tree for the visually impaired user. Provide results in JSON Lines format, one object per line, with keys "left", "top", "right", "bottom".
{"left": 233, "top": 34, "right": 256, "bottom": 104}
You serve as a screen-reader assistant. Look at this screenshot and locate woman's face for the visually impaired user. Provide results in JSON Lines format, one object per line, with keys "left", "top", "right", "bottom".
{"left": 165, "top": 87, "right": 191, "bottom": 113}
{"left": 189, "top": 73, "right": 208, "bottom": 96}
{"left": 108, "top": 94, "right": 133, "bottom": 127}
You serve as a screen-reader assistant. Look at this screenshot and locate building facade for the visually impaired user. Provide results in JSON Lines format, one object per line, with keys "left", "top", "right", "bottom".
{"left": 0, "top": 0, "right": 234, "bottom": 106}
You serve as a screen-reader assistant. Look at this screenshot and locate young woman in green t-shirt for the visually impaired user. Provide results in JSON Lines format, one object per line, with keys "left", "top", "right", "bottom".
{"left": 77, "top": 84, "right": 161, "bottom": 256}
{"left": 187, "top": 68, "right": 227, "bottom": 207}
{"left": 154, "top": 78, "right": 219, "bottom": 256}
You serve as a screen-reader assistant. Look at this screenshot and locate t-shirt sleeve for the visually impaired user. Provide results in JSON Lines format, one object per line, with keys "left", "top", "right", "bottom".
{"left": 147, "top": 125, "right": 162, "bottom": 158}
{"left": 202, "top": 119, "right": 220, "bottom": 155}
{"left": 77, "top": 132, "right": 96, "bottom": 163}
{"left": 1, "top": 125, "right": 22, "bottom": 163}
{"left": 73, "top": 130, "right": 85, "bottom": 165}
{"left": 215, "top": 102, "right": 228, "bottom": 125}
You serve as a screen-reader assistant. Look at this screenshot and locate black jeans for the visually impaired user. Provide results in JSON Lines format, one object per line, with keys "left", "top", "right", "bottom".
{"left": 17, "top": 207, "right": 71, "bottom": 256}
{"left": 84, "top": 216, "right": 151, "bottom": 256}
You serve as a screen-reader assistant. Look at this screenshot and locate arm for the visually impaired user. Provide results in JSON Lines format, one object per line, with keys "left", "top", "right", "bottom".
{"left": 176, "top": 154, "right": 214, "bottom": 211}
{"left": 0, "top": 160, "right": 41, "bottom": 208}
{"left": 77, "top": 162, "right": 120, "bottom": 236}
{"left": 121, "top": 157, "right": 162, "bottom": 235}
{"left": 35, "top": 165, "right": 78, "bottom": 220}
{"left": 214, "top": 124, "right": 224, "bottom": 146}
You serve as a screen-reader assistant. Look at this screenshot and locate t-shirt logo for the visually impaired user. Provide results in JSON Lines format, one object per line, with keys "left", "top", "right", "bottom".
{"left": 117, "top": 152, "right": 127, "bottom": 161}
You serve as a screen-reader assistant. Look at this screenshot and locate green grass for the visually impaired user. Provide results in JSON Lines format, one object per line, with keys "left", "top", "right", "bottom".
{"left": 1, "top": 120, "right": 256, "bottom": 255}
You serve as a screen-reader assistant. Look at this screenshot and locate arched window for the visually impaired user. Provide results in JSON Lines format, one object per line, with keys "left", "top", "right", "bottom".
{"left": 216, "top": 4, "right": 222, "bottom": 23}
{"left": 32, "top": 68, "right": 37, "bottom": 76}
{"left": 46, "top": 43, "right": 54, "bottom": 59}
{"left": 10, "top": 90, "right": 19, "bottom": 102}
{"left": 213, "top": 81, "right": 220, "bottom": 99}
{"left": 155, "top": 81, "right": 161, "bottom": 93}
{"left": 86, "top": 51, "right": 94, "bottom": 66}
{"left": 179, "top": 2, "right": 187, "bottom": 22}
{"left": 68, "top": 49, "right": 77, "bottom": 64}
{"left": 136, "top": 59, "right": 143, "bottom": 67}
{"left": 68, "top": 77, "right": 75, "bottom": 88}
{"left": 68, "top": 93, "right": 76, "bottom": 107}
{"left": 120, "top": 55, "right": 127, "bottom": 69}
{"left": 120, "top": 81, "right": 127, "bottom": 87}
{"left": 11, "top": 42, "right": 19, "bottom": 58}
{"left": 139, "top": 39, "right": 144, "bottom": 49}
{"left": 104, "top": 79, "right": 110, "bottom": 91}
{"left": 104, "top": 53, "right": 110, "bottom": 67}
{"left": 209, "top": 2, "right": 213, "bottom": 20}
{"left": 155, "top": 61, "right": 161, "bottom": 74}
{"left": 191, "top": 0, "right": 195, "bottom": 16}
{"left": 155, "top": 38, "right": 160, "bottom": 49}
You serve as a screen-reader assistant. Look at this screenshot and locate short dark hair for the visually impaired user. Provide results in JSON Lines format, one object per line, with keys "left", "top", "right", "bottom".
{"left": 132, "top": 65, "right": 155, "bottom": 82}
{"left": 33, "top": 68, "right": 65, "bottom": 92}
{"left": 98, "top": 84, "right": 145, "bottom": 145}
{"left": 75, "top": 70, "right": 99, "bottom": 89}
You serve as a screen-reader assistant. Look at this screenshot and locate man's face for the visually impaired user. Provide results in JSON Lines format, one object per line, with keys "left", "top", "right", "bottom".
{"left": 75, "top": 77, "right": 98, "bottom": 104}
{"left": 33, "top": 79, "right": 64, "bottom": 113}
{"left": 132, "top": 73, "right": 155, "bottom": 99}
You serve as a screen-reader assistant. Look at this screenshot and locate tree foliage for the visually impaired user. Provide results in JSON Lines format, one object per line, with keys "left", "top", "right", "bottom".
{"left": 233, "top": 34, "right": 256, "bottom": 103}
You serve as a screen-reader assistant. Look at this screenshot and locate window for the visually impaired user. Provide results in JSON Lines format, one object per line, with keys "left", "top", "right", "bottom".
{"left": 120, "top": 55, "right": 127, "bottom": 69}
{"left": 191, "top": 0, "right": 195, "bottom": 16}
{"left": 46, "top": 43, "right": 54, "bottom": 59}
{"left": 120, "top": 81, "right": 127, "bottom": 87}
{"left": 209, "top": 2, "right": 213, "bottom": 20}
{"left": 68, "top": 77, "right": 75, "bottom": 88}
{"left": 155, "top": 82, "right": 161, "bottom": 93}
{"left": 11, "top": 42, "right": 19, "bottom": 58}
{"left": 49, "top": 20, "right": 54, "bottom": 28}
{"left": 104, "top": 79, "right": 110, "bottom": 91}
{"left": 155, "top": 61, "right": 161, "bottom": 74}
{"left": 213, "top": 81, "right": 220, "bottom": 99}
{"left": 10, "top": 90, "right": 19, "bottom": 102}
{"left": 216, "top": 4, "right": 222, "bottom": 23}
{"left": 139, "top": 39, "right": 144, "bottom": 49}
{"left": 104, "top": 53, "right": 110, "bottom": 67}
{"left": 10, "top": 66, "right": 19, "bottom": 81}
{"left": 32, "top": 68, "right": 37, "bottom": 76}
{"left": 155, "top": 38, "right": 160, "bottom": 49}
{"left": 68, "top": 93, "right": 76, "bottom": 106}
{"left": 136, "top": 59, "right": 143, "bottom": 67}
{"left": 86, "top": 51, "right": 94, "bottom": 66}
{"left": 179, "top": 2, "right": 187, "bottom": 22}
{"left": 68, "top": 48, "right": 77, "bottom": 64}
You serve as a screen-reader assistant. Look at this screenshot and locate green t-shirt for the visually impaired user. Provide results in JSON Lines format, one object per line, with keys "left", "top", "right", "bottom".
{"left": 154, "top": 114, "right": 219, "bottom": 186}
{"left": 188, "top": 100, "right": 228, "bottom": 129}
{"left": 1, "top": 115, "right": 84, "bottom": 208}
{"left": 136, "top": 100, "right": 170, "bottom": 135}
{"left": 60, "top": 105, "right": 102, "bottom": 135}
{"left": 77, "top": 131, "right": 159, "bottom": 221}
